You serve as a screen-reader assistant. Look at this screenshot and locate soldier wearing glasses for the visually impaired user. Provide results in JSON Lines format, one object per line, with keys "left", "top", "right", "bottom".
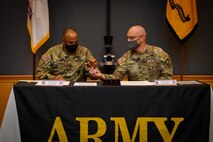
{"left": 90, "top": 25, "right": 173, "bottom": 81}
{"left": 37, "top": 27, "right": 97, "bottom": 81}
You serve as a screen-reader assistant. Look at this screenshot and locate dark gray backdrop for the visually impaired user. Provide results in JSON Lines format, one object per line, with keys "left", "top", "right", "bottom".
{"left": 0, "top": 0, "right": 212, "bottom": 75}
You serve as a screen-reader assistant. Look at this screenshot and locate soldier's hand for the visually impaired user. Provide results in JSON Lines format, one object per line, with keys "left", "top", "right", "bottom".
{"left": 89, "top": 67, "right": 105, "bottom": 79}
{"left": 53, "top": 75, "right": 65, "bottom": 80}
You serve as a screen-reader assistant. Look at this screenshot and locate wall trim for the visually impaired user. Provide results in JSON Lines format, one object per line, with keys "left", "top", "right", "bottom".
{"left": 0, "top": 75, "right": 34, "bottom": 83}
{"left": 173, "top": 75, "right": 213, "bottom": 80}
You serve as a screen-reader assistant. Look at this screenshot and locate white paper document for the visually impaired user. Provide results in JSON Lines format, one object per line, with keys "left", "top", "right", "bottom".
{"left": 177, "top": 80, "right": 203, "bottom": 85}
{"left": 120, "top": 81, "right": 155, "bottom": 86}
{"left": 74, "top": 82, "right": 97, "bottom": 86}
{"left": 19, "top": 80, "right": 40, "bottom": 83}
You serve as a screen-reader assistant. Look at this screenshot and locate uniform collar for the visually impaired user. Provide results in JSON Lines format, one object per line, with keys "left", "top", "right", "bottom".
{"left": 134, "top": 44, "right": 148, "bottom": 54}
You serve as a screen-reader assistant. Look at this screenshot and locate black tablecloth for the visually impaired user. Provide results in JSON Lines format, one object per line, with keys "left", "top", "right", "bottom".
{"left": 11, "top": 82, "right": 210, "bottom": 142}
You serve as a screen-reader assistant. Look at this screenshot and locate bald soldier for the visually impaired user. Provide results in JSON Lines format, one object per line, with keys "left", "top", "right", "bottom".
{"left": 36, "top": 27, "right": 97, "bottom": 81}
{"left": 90, "top": 25, "right": 173, "bottom": 81}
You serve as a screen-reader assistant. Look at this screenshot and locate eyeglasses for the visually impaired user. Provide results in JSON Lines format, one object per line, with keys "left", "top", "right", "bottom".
{"left": 127, "top": 35, "right": 144, "bottom": 40}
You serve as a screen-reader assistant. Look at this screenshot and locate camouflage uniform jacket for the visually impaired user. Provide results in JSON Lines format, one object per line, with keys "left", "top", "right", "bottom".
{"left": 36, "top": 44, "right": 95, "bottom": 81}
{"left": 104, "top": 45, "right": 173, "bottom": 81}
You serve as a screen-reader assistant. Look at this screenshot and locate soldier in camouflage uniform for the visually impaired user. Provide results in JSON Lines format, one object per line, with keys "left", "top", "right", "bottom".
{"left": 89, "top": 25, "right": 173, "bottom": 81}
{"left": 36, "top": 27, "right": 96, "bottom": 81}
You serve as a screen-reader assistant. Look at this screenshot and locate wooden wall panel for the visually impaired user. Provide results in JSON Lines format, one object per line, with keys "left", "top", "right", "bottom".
{"left": 0, "top": 75, "right": 33, "bottom": 126}
{"left": 0, "top": 82, "right": 14, "bottom": 125}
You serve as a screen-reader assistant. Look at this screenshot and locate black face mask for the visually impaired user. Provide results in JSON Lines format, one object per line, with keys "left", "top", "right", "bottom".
{"left": 65, "top": 44, "right": 78, "bottom": 53}
{"left": 127, "top": 40, "right": 139, "bottom": 50}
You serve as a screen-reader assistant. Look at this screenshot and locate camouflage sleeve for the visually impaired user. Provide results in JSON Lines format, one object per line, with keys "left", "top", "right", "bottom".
{"left": 104, "top": 62, "right": 127, "bottom": 80}
{"left": 85, "top": 49, "right": 95, "bottom": 68}
{"left": 158, "top": 50, "right": 173, "bottom": 80}
{"left": 84, "top": 49, "right": 99, "bottom": 79}
{"left": 36, "top": 51, "right": 56, "bottom": 80}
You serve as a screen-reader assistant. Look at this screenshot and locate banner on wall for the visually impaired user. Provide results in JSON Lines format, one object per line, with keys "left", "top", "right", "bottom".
{"left": 166, "top": 0, "right": 198, "bottom": 40}
{"left": 27, "top": 0, "right": 50, "bottom": 53}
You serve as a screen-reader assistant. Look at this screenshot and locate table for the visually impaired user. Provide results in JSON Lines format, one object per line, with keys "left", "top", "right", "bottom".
{"left": 0, "top": 82, "right": 212, "bottom": 142}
